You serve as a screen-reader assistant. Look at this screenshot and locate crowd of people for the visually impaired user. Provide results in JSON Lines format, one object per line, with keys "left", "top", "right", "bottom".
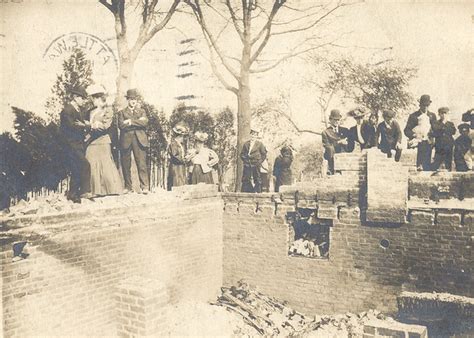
{"left": 60, "top": 86, "right": 472, "bottom": 203}
{"left": 60, "top": 83, "right": 297, "bottom": 202}
{"left": 61, "top": 86, "right": 145, "bottom": 203}
{"left": 322, "top": 94, "right": 473, "bottom": 175}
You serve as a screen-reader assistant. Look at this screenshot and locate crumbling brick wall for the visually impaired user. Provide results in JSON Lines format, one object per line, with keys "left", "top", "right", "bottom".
{"left": 222, "top": 151, "right": 473, "bottom": 316}
{"left": 222, "top": 194, "right": 473, "bottom": 316}
{"left": 1, "top": 185, "right": 223, "bottom": 337}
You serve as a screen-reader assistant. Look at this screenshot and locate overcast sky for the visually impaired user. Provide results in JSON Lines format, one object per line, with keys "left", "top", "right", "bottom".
{"left": 0, "top": 1, "right": 473, "bottom": 133}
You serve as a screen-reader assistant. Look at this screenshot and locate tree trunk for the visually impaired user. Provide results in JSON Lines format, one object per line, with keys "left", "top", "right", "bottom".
{"left": 115, "top": 58, "right": 133, "bottom": 109}
{"left": 235, "top": 48, "right": 252, "bottom": 192}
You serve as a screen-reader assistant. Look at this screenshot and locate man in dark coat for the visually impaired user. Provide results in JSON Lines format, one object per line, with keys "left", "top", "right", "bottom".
{"left": 376, "top": 110, "right": 402, "bottom": 161}
{"left": 273, "top": 145, "right": 293, "bottom": 192}
{"left": 322, "top": 109, "right": 350, "bottom": 175}
{"left": 431, "top": 107, "right": 456, "bottom": 171}
{"left": 240, "top": 127, "right": 267, "bottom": 193}
{"left": 404, "top": 94, "right": 437, "bottom": 170}
{"left": 60, "top": 86, "right": 92, "bottom": 203}
{"left": 461, "top": 108, "right": 473, "bottom": 129}
{"left": 454, "top": 123, "right": 472, "bottom": 172}
{"left": 118, "top": 89, "right": 149, "bottom": 193}
{"left": 347, "top": 108, "right": 375, "bottom": 151}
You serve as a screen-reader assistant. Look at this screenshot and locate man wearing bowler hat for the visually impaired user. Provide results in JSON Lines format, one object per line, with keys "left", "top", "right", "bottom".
{"left": 60, "top": 85, "right": 92, "bottom": 203}
{"left": 118, "top": 89, "right": 149, "bottom": 193}
{"left": 404, "top": 94, "right": 437, "bottom": 170}
{"left": 240, "top": 126, "right": 267, "bottom": 193}
{"left": 322, "top": 109, "right": 350, "bottom": 175}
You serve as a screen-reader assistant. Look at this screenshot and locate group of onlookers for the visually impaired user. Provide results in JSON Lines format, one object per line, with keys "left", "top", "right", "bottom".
{"left": 322, "top": 94, "right": 473, "bottom": 175}
{"left": 60, "top": 87, "right": 471, "bottom": 203}
{"left": 61, "top": 85, "right": 225, "bottom": 203}
{"left": 166, "top": 124, "right": 219, "bottom": 189}
{"left": 60, "top": 86, "right": 152, "bottom": 203}
{"left": 167, "top": 123, "right": 294, "bottom": 193}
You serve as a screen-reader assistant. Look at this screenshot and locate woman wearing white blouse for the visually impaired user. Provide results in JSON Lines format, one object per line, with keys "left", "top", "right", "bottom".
{"left": 186, "top": 131, "right": 218, "bottom": 184}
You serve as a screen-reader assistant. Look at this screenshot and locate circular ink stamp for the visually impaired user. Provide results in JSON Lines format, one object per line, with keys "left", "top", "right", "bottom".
{"left": 44, "top": 32, "right": 117, "bottom": 68}
{"left": 43, "top": 32, "right": 118, "bottom": 91}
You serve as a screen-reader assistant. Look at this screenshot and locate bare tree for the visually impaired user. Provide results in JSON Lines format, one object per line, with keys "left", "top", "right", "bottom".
{"left": 99, "top": 0, "right": 181, "bottom": 106}
{"left": 183, "top": 0, "right": 349, "bottom": 190}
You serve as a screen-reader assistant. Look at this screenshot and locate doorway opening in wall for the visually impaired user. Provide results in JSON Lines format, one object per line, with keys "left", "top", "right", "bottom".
{"left": 288, "top": 208, "right": 331, "bottom": 259}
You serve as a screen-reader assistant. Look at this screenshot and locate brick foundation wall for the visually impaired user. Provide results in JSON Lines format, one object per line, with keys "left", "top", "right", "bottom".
{"left": 2, "top": 151, "right": 473, "bottom": 336}
{"left": 222, "top": 152, "right": 473, "bottom": 316}
{"left": 409, "top": 171, "right": 474, "bottom": 201}
{"left": 222, "top": 193, "right": 473, "bottom": 316}
{"left": 1, "top": 185, "right": 223, "bottom": 337}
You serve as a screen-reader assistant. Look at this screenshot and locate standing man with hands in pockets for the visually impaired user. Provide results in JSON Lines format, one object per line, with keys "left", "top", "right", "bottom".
{"left": 118, "top": 89, "right": 150, "bottom": 194}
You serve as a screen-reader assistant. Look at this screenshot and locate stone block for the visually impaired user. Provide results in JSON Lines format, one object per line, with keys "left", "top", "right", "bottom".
{"left": 363, "top": 319, "right": 427, "bottom": 338}
{"left": 317, "top": 204, "right": 338, "bottom": 220}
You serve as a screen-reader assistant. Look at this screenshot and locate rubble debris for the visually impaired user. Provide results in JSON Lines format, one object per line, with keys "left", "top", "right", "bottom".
{"left": 213, "top": 281, "right": 390, "bottom": 337}
{"left": 289, "top": 238, "right": 327, "bottom": 258}
{"left": 2, "top": 189, "right": 171, "bottom": 218}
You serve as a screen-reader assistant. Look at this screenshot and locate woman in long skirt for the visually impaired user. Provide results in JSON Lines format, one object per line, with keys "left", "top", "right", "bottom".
{"left": 187, "top": 131, "right": 218, "bottom": 184}
{"left": 273, "top": 145, "right": 293, "bottom": 192}
{"left": 86, "top": 84, "right": 123, "bottom": 196}
{"left": 167, "top": 124, "right": 188, "bottom": 190}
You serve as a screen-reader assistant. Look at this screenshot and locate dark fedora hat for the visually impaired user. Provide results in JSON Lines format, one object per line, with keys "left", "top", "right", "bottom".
{"left": 329, "top": 109, "right": 342, "bottom": 120}
{"left": 125, "top": 89, "right": 140, "bottom": 99}
{"left": 419, "top": 94, "right": 432, "bottom": 105}
{"left": 70, "top": 86, "right": 88, "bottom": 99}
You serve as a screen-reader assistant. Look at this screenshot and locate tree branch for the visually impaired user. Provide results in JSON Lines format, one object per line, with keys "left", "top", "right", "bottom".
{"left": 225, "top": 0, "right": 244, "bottom": 42}
{"left": 250, "top": 0, "right": 281, "bottom": 45}
{"left": 208, "top": 50, "right": 239, "bottom": 95}
{"left": 273, "top": 2, "right": 345, "bottom": 36}
{"left": 250, "top": 42, "right": 336, "bottom": 73}
{"left": 99, "top": 0, "right": 115, "bottom": 13}
{"left": 143, "top": 0, "right": 181, "bottom": 45}
{"left": 118, "top": 0, "right": 126, "bottom": 35}
{"left": 185, "top": 0, "right": 240, "bottom": 80}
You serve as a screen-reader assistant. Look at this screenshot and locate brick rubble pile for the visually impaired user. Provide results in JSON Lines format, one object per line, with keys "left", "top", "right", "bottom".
{"left": 214, "top": 282, "right": 395, "bottom": 337}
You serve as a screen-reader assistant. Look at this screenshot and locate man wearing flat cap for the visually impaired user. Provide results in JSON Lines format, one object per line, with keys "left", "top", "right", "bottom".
{"left": 118, "top": 89, "right": 149, "bottom": 193}
{"left": 431, "top": 107, "right": 456, "bottom": 171}
{"left": 376, "top": 110, "right": 402, "bottom": 161}
{"left": 240, "top": 126, "right": 267, "bottom": 193}
{"left": 404, "top": 94, "right": 437, "bottom": 170}
{"left": 322, "top": 109, "right": 350, "bottom": 175}
{"left": 60, "top": 85, "right": 92, "bottom": 203}
{"left": 454, "top": 123, "right": 472, "bottom": 172}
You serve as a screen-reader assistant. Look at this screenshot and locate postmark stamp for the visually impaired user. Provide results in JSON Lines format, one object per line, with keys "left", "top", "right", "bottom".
{"left": 43, "top": 32, "right": 117, "bottom": 69}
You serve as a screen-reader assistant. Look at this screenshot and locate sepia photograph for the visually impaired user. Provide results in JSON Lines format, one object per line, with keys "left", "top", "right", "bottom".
{"left": 0, "top": 0, "right": 473, "bottom": 336}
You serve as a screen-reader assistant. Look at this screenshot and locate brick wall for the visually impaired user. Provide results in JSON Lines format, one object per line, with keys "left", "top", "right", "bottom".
{"left": 222, "top": 192, "right": 473, "bottom": 316}
{"left": 409, "top": 171, "right": 474, "bottom": 201}
{"left": 1, "top": 185, "right": 223, "bottom": 337}
{"left": 222, "top": 149, "right": 473, "bottom": 316}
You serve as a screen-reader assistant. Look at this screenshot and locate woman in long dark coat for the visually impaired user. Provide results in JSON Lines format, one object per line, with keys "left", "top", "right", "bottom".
{"left": 273, "top": 146, "right": 293, "bottom": 192}
{"left": 167, "top": 124, "right": 188, "bottom": 190}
